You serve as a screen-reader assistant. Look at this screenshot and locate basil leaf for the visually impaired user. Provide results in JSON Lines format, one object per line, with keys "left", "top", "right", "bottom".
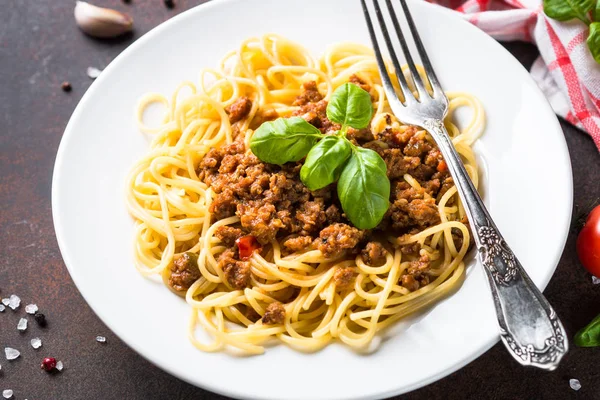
{"left": 588, "top": 22, "right": 600, "bottom": 64}
{"left": 337, "top": 147, "right": 390, "bottom": 229}
{"left": 543, "top": 0, "right": 593, "bottom": 22}
{"left": 575, "top": 313, "right": 600, "bottom": 347}
{"left": 326, "top": 83, "right": 373, "bottom": 129}
{"left": 594, "top": 0, "right": 600, "bottom": 21}
{"left": 300, "top": 136, "right": 352, "bottom": 191}
{"left": 250, "top": 117, "right": 322, "bottom": 164}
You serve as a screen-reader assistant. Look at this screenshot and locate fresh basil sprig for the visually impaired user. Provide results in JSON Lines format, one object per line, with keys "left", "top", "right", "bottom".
{"left": 543, "top": 0, "right": 600, "bottom": 63}
{"left": 574, "top": 312, "right": 600, "bottom": 347}
{"left": 250, "top": 117, "right": 321, "bottom": 164}
{"left": 250, "top": 82, "right": 390, "bottom": 229}
{"left": 544, "top": 0, "right": 593, "bottom": 23}
{"left": 337, "top": 147, "right": 390, "bottom": 229}
{"left": 300, "top": 136, "right": 352, "bottom": 191}
{"left": 327, "top": 83, "right": 373, "bottom": 130}
{"left": 587, "top": 22, "right": 600, "bottom": 63}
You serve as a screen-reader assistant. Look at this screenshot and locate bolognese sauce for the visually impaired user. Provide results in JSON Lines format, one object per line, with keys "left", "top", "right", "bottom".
{"left": 186, "top": 76, "right": 468, "bottom": 294}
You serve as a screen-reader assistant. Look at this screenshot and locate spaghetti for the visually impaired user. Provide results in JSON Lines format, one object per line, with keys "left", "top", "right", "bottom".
{"left": 126, "top": 34, "right": 484, "bottom": 354}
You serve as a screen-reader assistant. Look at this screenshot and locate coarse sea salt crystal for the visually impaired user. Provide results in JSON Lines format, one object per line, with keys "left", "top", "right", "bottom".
{"left": 2, "top": 389, "right": 13, "bottom": 399}
{"left": 30, "top": 338, "right": 42, "bottom": 349}
{"left": 1, "top": 299, "right": 9, "bottom": 306}
{"left": 592, "top": 276, "right": 600, "bottom": 285}
{"left": 569, "top": 378, "right": 581, "bottom": 391}
{"left": 8, "top": 295, "right": 20, "bottom": 310}
{"left": 25, "top": 304, "right": 38, "bottom": 314}
{"left": 56, "top": 360, "right": 64, "bottom": 371}
{"left": 96, "top": 335, "right": 107, "bottom": 343}
{"left": 17, "top": 318, "right": 27, "bottom": 331}
{"left": 0, "top": 304, "right": 5, "bottom": 312}
{"left": 86, "top": 66, "right": 102, "bottom": 79}
{"left": 4, "top": 348, "right": 20, "bottom": 361}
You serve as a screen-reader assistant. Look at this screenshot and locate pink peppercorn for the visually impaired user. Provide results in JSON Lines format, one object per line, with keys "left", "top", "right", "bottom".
{"left": 41, "top": 357, "right": 57, "bottom": 371}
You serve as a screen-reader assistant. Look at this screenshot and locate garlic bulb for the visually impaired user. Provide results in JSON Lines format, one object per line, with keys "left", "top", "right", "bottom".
{"left": 74, "top": 1, "right": 133, "bottom": 39}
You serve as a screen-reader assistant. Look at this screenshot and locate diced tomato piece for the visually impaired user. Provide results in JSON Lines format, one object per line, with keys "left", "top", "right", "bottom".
{"left": 236, "top": 235, "right": 261, "bottom": 260}
{"left": 437, "top": 160, "right": 448, "bottom": 173}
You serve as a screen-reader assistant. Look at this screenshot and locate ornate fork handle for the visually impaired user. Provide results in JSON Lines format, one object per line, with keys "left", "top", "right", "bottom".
{"left": 423, "top": 119, "right": 568, "bottom": 370}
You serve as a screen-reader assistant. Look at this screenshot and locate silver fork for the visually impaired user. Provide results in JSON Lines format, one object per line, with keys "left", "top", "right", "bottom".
{"left": 361, "top": 0, "right": 568, "bottom": 370}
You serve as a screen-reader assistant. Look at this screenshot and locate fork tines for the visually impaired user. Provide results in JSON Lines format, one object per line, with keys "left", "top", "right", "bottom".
{"left": 360, "top": 0, "right": 444, "bottom": 105}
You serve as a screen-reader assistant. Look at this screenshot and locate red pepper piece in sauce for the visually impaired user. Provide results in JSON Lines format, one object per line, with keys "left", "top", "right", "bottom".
{"left": 236, "top": 235, "right": 261, "bottom": 260}
{"left": 437, "top": 160, "right": 448, "bottom": 173}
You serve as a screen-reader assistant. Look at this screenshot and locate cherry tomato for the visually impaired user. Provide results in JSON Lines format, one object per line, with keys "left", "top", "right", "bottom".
{"left": 236, "top": 235, "right": 261, "bottom": 260}
{"left": 577, "top": 205, "right": 600, "bottom": 278}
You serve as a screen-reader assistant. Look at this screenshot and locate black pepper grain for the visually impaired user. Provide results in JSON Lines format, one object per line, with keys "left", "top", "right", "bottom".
{"left": 61, "top": 81, "right": 72, "bottom": 92}
{"left": 164, "top": 0, "right": 175, "bottom": 9}
{"left": 122, "top": 0, "right": 131, "bottom": 3}
{"left": 34, "top": 312, "right": 47, "bottom": 327}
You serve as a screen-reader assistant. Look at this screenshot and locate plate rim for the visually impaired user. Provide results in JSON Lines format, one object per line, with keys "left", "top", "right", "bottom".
{"left": 51, "top": 0, "right": 573, "bottom": 399}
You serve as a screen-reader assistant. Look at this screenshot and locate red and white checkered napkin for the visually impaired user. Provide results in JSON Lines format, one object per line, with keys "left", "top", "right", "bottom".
{"left": 429, "top": 0, "right": 600, "bottom": 150}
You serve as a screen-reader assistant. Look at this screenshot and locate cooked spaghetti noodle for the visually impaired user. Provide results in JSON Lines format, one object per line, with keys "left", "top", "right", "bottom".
{"left": 126, "top": 34, "right": 484, "bottom": 354}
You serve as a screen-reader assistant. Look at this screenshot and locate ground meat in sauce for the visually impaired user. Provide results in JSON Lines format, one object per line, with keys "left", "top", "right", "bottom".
{"left": 406, "top": 199, "right": 440, "bottom": 226}
{"left": 293, "top": 99, "right": 340, "bottom": 134}
{"left": 452, "top": 216, "right": 474, "bottom": 252}
{"left": 168, "top": 252, "right": 200, "bottom": 292}
{"left": 399, "top": 241, "right": 421, "bottom": 255}
{"left": 293, "top": 81, "right": 323, "bottom": 106}
{"left": 296, "top": 200, "right": 327, "bottom": 234}
{"left": 437, "top": 176, "right": 455, "bottom": 202}
{"left": 325, "top": 204, "right": 341, "bottom": 222}
{"left": 317, "top": 223, "right": 365, "bottom": 258}
{"left": 283, "top": 235, "right": 313, "bottom": 253}
{"left": 348, "top": 74, "right": 372, "bottom": 94}
{"left": 381, "top": 150, "right": 421, "bottom": 180}
{"left": 238, "top": 202, "right": 284, "bottom": 243}
{"left": 196, "top": 78, "right": 457, "bottom": 269}
{"left": 225, "top": 96, "right": 252, "bottom": 123}
{"left": 347, "top": 127, "right": 375, "bottom": 143}
{"left": 215, "top": 226, "right": 244, "bottom": 247}
{"left": 333, "top": 267, "right": 355, "bottom": 290}
{"left": 361, "top": 242, "right": 388, "bottom": 266}
{"left": 218, "top": 249, "right": 251, "bottom": 289}
{"left": 403, "top": 131, "right": 433, "bottom": 157}
{"left": 401, "top": 253, "right": 431, "bottom": 291}
{"left": 388, "top": 181, "right": 440, "bottom": 229}
{"left": 262, "top": 302, "right": 286, "bottom": 325}
{"left": 249, "top": 108, "right": 279, "bottom": 130}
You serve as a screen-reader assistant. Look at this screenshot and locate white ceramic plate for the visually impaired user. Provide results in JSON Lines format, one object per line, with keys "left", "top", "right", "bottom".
{"left": 52, "top": 0, "right": 572, "bottom": 399}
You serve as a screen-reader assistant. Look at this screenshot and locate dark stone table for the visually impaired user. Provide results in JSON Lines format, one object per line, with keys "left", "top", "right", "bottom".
{"left": 1, "top": 1, "right": 599, "bottom": 399}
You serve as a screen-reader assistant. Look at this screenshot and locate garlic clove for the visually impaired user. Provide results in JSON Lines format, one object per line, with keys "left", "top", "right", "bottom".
{"left": 74, "top": 1, "right": 133, "bottom": 39}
